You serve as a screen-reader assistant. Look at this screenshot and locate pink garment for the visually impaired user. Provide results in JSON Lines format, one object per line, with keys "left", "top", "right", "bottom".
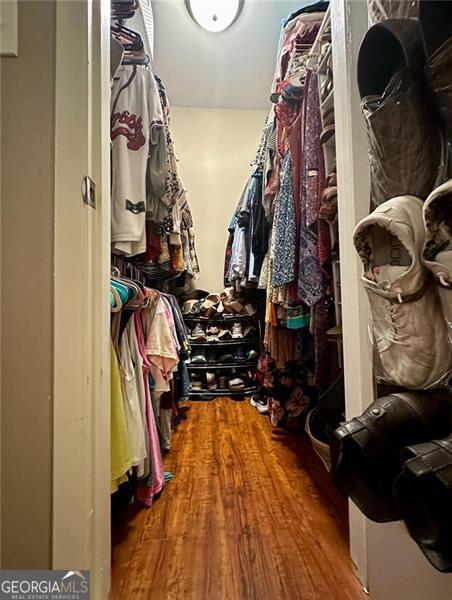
{"left": 161, "top": 296, "right": 180, "bottom": 353}
{"left": 144, "top": 298, "right": 178, "bottom": 394}
{"left": 134, "top": 311, "right": 165, "bottom": 506}
{"left": 278, "top": 17, "right": 322, "bottom": 82}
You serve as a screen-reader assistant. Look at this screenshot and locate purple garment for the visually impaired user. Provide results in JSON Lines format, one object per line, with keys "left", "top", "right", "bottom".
{"left": 298, "top": 70, "right": 330, "bottom": 306}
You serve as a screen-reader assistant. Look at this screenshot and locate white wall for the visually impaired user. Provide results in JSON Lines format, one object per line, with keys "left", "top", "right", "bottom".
{"left": 1, "top": 0, "right": 55, "bottom": 568}
{"left": 152, "top": 0, "right": 306, "bottom": 110}
{"left": 170, "top": 106, "right": 267, "bottom": 293}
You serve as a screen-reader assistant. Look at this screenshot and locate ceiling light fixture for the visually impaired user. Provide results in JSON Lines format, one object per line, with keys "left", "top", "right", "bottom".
{"left": 185, "top": 0, "right": 244, "bottom": 33}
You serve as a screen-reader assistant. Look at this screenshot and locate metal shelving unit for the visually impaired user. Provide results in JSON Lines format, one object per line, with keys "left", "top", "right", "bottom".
{"left": 189, "top": 338, "right": 258, "bottom": 347}
{"left": 184, "top": 308, "right": 261, "bottom": 400}
{"left": 189, "top": 387, "right": 259, "bottom": 400}
{"left": 187, "top": 361, "right": 258, "bottom": 370}
{"left": 183, "top": 313, "right": 256, "bottom": 323}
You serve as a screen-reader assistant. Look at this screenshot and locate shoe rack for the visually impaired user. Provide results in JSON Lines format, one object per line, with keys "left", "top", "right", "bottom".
{"left": 184, "top": 312, "right": 261, "bottom": 400}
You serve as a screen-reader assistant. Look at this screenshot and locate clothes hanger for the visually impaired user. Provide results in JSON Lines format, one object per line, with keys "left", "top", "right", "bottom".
{"left": 111, "top": 286, "right": 123, "bottom": 313}
{"left": 121, "top": 277, "right": 145, "bottom": 310}
{"left": 111, "top": 24, "right": 143, "bottom": 51}
{"left": 111, "top": 1, "right": 139, "bottom": 21}
{"left": 111, "top": 278, "right": 131, "bottom": 305}
{"left": 144, "top": 287, "right": 161, "bottom": 304}
{"left": 114, "top": 275, "right": 140, "bottom": 304}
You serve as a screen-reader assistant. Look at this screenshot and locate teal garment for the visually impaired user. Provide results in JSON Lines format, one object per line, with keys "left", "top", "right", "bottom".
{"left": 287, "top": 314, "right": 310, "bottom": 329}
{"left": 111, "top": 279, "right": 130, "bottom": 304}
{"left": 287, "top": 305, "right": 311, "bottom": 330}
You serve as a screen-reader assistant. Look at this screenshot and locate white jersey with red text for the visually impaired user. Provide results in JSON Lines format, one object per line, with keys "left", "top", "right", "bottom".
{"left": 111, "top": 64, "right": 163, "bottom": 257}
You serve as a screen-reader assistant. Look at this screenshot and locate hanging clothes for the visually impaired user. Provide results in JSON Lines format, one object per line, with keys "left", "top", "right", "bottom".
{"left": 111, "top": 65, "right": 165, "bottom": 257}
{"left": 223, "top": 6, "right": 339, "bottom": 409}
{"left": 272, "top": 153, "right": 296, "bottom": 288}
{"left": 110, "top": 272, "right": 191, "bottom": 506}
{"left": 111, "top": 341, "right": 132, "bottom": 493}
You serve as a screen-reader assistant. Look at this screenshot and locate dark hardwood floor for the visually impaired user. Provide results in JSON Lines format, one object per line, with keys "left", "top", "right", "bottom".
{"left": 111, "top": 398, "right": 365, "bottom": 600}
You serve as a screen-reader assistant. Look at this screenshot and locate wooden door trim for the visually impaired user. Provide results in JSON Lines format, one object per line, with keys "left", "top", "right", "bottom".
{"left": 53, "top": 1, "right": 111, "bottom": 597}
{"left": 331, "top": 0, "right": 371, "bottom": 587}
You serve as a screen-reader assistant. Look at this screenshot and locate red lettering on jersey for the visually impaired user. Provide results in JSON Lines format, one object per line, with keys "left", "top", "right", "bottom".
{"left": 111, "top": 110, "right": 146, "bottom": 150}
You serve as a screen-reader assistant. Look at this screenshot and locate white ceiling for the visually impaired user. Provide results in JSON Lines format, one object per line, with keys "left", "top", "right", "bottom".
{"left": 152, "top": 0, "right": 309, "bottom": 110}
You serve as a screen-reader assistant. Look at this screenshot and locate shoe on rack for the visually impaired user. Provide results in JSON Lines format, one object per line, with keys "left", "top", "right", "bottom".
{"left": 207, "top": 334, "right": 219, "bottom": 343}
{"left": 229, "top": 377, "right": 245, "bottom": 391}
{"left": 206, "top": 371, "right": 215, "bottom": 384}
{"left": 422, "top": 179, "right": 452, "bottom": 344}
{"left": 200, "top": 294, "right": 220, "bottom": 315}
{"left": 243, "top": 303, "right": 256, "bottom": 316}
{"left": 232, "top": 322, "right": 243, "bottom": 339}
{"left": 206, "top": 325, "right": 220, "bottom": 335}
{"left": 205, "top": 350, "right": 216, "bottom": 363}
{"left": 229, "top": 300, "right": 244, "bottom": 314}
{"left": 394, "top": 433, "right": 452, "bottom": 572}
{"left": 199, "top": 294, "right": 221, "bottom": 319}
{"left": 191, "top": 379, "right": 203, "bottom": 392}
{"left": 243, "top": 324, "right": 256, "bottom": 338}
{"left": 218, "top": 375, "right": 228, "bottom": 390}
{"left": 191, "top": 350, "right": 207, "bottom": 364}
{"left": 234, "top": 348, "right": 246, "bottom": 363}
{"left": 218, "top": 352, "right": 234, "bottom": 363}
{"left": 182, "top": 299, "right": 201, "bottom": 315}
{"left": 353, "top": 195, "right": 451, "bottom": 389}
{"left": 207, "top": 381, "right": 218, "bottom": 391}
{"left": 218, "top": 327, "right": 233, "bottom": 340}
{"left": 247, "top": 349, "right": 259, "bottom": 360}
{"left": 246, "top": 370, "right": 255, "bottom": 383}
{"left": 190, "top": 324, "right": 207, "bottom": 342}
{"left": 250, "top": 391, "right": 269, "bottom": 414}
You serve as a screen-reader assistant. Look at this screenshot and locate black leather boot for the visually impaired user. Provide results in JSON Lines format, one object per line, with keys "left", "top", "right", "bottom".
{"left": 331, "top": 393, "right": 450, "bottom": 522}
{"left": 394, "top": 434, "right": 452, "bottom": 572}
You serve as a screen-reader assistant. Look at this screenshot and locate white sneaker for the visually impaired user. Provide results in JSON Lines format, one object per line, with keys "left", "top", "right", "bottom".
{"left": 423, "top": 179, "right": 452, "bottom": 346}
{"left": 354, "top": 195, "right": 451, "bottom": 389}
{"left": 232, "top": 322, "right": 243, "bottom": 339}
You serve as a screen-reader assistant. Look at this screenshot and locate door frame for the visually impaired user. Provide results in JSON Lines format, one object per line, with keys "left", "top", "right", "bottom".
{"left": 330, "top": 0, "right": 372, "bottom": 586}
{"left": 53, "top": 0, "right": 111, "bottom": 597}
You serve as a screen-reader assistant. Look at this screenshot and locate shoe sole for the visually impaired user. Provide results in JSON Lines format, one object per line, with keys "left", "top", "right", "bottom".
{"left": 250, "top": 398, "right": 268, "bottom": 412}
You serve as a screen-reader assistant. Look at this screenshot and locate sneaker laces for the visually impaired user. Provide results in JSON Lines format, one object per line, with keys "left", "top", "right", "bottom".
{"left": 438, "top": 272, "right": 451, "bottom": 288}
{"left": 376, "top": 281, "right": 410, "bottom": 347}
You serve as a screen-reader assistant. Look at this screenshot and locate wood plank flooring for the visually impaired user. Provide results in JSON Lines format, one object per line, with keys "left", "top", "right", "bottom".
{"left": 110, "top": 398, "right": 365, "bottom": 600}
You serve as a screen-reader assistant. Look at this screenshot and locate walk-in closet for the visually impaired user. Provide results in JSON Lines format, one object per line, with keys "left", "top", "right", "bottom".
{"left": 2, "top": 1, "right": 452, "bottom": 599}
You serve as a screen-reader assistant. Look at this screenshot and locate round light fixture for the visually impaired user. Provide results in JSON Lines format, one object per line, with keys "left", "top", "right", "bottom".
{"left": 185, "top": 0, "right": 243, "bottom": 33}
